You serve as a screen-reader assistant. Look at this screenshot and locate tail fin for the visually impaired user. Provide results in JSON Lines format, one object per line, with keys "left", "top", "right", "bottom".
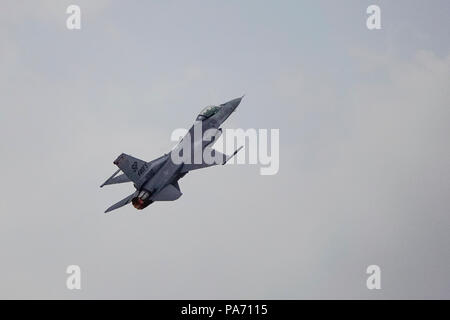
{"left": 113, "top": 153, "right": 148, "bottom": 183}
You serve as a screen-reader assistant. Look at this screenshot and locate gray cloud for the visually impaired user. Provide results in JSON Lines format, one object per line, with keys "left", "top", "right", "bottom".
{"left": 0, "top": 0, "right": 449, "bottom": 299}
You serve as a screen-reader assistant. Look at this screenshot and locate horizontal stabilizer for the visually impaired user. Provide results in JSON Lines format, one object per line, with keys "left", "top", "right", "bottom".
{"left": 100, "top": 169, "right": 131, "bottom": 187}
{"left": 151, "top": 184, "right": 182, "bottom": 201}
{"left": 105, "top": 192, "right": 137, "bottom": 213}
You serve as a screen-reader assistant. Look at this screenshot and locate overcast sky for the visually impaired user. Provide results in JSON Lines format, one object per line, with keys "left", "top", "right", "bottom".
{"left": 0, "top": 0, "right": 449, "bottom": 299}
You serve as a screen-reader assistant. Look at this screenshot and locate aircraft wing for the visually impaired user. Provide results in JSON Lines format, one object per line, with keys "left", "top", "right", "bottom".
{"left": 180, "top": 146, "right": 243, "bottom": 173}
{"left": 151, "top": 184, "right": 182, "bottom": 201}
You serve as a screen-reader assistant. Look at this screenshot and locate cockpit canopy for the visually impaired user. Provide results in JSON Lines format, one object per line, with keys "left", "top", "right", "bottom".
{"left": 196, "top": 105, "right": 221, "bottom": 121}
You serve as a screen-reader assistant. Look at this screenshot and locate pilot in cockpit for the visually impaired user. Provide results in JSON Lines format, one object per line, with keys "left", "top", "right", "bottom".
{"left": 196, "top": 105, "right": 222, "bottom": 121}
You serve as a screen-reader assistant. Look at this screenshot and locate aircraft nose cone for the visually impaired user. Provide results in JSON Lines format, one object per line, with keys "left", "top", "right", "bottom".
{"left": 229, "top": 96, "right": 243, "bottom": 110}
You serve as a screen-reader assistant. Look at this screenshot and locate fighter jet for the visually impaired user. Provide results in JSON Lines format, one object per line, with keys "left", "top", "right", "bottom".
{"left": 100, "top": 96, "right": 244, "bottom": 213}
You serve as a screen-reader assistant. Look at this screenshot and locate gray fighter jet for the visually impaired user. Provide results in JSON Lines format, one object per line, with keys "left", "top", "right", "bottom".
{"left": 100, "top": 96, "right": 244, "bottom": 213}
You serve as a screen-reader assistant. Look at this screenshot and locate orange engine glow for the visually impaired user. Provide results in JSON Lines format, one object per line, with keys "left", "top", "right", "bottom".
{"left": 132, "top": 197, "right": 145, "bottom": 209}
{"left": 131, "top": 190, "right": 153, "bottom": 210}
